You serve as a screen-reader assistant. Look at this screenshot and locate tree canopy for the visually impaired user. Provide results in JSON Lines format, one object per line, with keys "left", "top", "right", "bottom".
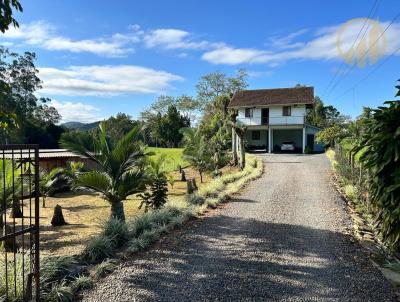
{"left": 0, "top": 47, "right": 64, "bottom": 146}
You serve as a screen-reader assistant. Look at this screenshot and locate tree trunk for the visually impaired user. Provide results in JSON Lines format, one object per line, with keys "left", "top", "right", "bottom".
{"left": 232, "top": 128, "right": 238, "bottom": 166}
{"left": 51, "top": 204, "right": 67, "bottom": 226}
{"left": 199, "top": 171, "right": 203, "bottom": 183}
{"left": 1, "top": 224, "right": 17, "bottom": 252}
{"left": 9, "top": 200, "right": 23, "bottom": 219}
{"left": 111, "top": 201, "right": 125, "bottom": 222}
{"left": 0, "top": 211, "right": 3, "bottom": 229}
{"left": 42, "top": 196, "right": 46, "bottom": 208}
{"left": 239, "top": 134, "right": 245, "bottom": 170}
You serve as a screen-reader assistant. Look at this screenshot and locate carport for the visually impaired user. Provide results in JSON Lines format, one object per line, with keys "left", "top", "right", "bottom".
{"left": 268, "top": 127, "right": 305, "bottom": 153}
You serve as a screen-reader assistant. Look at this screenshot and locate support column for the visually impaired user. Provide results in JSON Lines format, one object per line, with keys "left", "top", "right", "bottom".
{"left": 302, "top": 127, "right": 306, "bottom": 154}
{"left": 268, "top": 127, "right": 272, "bottom": 153}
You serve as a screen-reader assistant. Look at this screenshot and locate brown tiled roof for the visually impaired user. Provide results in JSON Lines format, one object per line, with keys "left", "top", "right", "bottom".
{"left": 228, "top": 86, "right": 314, "bottom": 107}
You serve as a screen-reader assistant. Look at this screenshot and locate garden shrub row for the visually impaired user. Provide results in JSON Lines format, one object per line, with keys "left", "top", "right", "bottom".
{"left": 28, "top": 155, "right": 263, "bottom": 301}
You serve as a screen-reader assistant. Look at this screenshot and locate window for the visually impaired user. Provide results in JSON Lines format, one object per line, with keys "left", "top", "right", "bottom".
{"left": 245, "top": 108, "right": 253, "bottom": 118}
{"left": 282, "top": 106, "right": 291, "bottom": 116}
{"left": 251, "top": 130, "right": 260, "bottom": 140}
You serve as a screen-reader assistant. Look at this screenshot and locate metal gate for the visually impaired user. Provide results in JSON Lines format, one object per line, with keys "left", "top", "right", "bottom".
{"left": 0, "top": 145, "right": 40, "bottom": 301}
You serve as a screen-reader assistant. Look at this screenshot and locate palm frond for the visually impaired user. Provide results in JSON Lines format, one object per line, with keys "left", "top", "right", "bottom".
{"left": 75, "top": 171, "right": 111, "bottom": 197}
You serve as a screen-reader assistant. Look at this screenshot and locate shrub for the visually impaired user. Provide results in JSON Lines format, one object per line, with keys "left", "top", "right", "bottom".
{"left": 127, "top": 228, "right": 165, "bottom": 253}
{"left": 81, "top": 236, "right": 115, "bottom": 263}
{"left": 354, "top": 100, "right": 400, "bottom": 250}
{"left": 0, "top": 253, "right": 29, "bottom": 301}
{"left": 186, "top": 192, "right": 205, "bottom": 205}
{"left": 139, "top": 156, "right": 169, "bottom": 212}
{"left": 103, "top": 217, "right": 129, "bottom": 247}
{"left": 43, "top": 281, "right": 74, "bottom": 302}
{"left": 344, "top": 185, "right": 358, "bottom": 201}
{"left": 70, "top": 275, "right": 93, "bottom": 292}
{"left": 93, "top": 260, "right": 115, "bottom": 279}
{"left": 41, "top": 256, "right": 77, "bottom": 284}
{"left": 198, "top": 178, "right": 224, "bottom": 198}
{"left": 128, "top": 206, "right": 183, "bottom": 237}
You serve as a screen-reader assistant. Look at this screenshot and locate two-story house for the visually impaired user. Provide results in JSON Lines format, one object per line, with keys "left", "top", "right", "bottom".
{"left": 228, "top": 86, "right": 323, "bottom": 154}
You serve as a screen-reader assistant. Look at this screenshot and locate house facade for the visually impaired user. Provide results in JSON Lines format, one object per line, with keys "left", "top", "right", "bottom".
{"left": 228, "top": 86, "right": 324, "bottom": 154}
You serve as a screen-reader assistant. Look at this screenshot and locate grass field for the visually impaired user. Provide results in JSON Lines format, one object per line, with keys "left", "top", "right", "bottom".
{"left": 148, "top": 147, "right": 189, "bottom": 172}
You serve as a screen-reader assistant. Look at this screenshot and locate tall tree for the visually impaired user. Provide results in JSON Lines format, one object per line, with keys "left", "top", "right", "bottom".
{"left": 196, "top": 69, "right": 248, "bottom": 106}
{"left": 0, "top": 0, "right": 22, "bottom": 33}
{"left": 175, "top": 95, "right": 201, "bottom": 125}
{"left": 104, "top": 113, "right": 139, "bottom": 142}
{"left": 0, "top": 47, "right": 63, "bottom": 145}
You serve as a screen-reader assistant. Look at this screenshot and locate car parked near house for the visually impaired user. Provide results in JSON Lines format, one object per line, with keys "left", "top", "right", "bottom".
{"left": 281, "top": 141, "right": 295, "bottom": 151}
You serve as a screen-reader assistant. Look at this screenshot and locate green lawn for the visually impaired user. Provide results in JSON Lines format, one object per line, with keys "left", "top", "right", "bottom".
{"left": 147, "top": 147, "right": 189, "bottom": 172}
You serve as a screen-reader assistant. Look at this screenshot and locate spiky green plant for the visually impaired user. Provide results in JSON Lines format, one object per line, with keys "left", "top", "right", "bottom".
{"left": 60, "top": 122, "right": 150, "bottom": 221}
{"left": 139, "top": 155, "right": 169, "bottom": 212}
{"left": 182, "top": 128, "right": 212, "bottom": 183}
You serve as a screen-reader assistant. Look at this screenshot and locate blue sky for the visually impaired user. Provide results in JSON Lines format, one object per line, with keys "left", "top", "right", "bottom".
{"left": 1, "top": 0, "right": 400, "bottom": 123}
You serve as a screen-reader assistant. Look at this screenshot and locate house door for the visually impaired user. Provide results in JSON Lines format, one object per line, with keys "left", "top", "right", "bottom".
{"left": 261, "top": 108, "right": 269, "bottom": 125}
{"left": 307, "top": 134, "right": 314, "bottom": 150}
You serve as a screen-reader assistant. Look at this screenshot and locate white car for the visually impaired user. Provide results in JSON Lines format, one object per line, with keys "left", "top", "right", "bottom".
{"left": 281, "top": 141, "right": 295, "bottom": 151}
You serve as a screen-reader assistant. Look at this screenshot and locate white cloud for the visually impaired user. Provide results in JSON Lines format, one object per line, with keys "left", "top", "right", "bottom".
{"left": 144, "top": 28, "right": 210, "bottom": 50}
{"left": 38, "top": 65, "right": 183, "bottom": 97}
{"left": 2, "top": 21, "right": 136, "bottom": 57}
{"left": 269, "top": 29, "right": 308, "bottom": 49}
{"left": 202, "top": 20, "right": 400, "bottom": 65}
{"left": 50, "top": 100, "right": 103, "bottom": 123}
{"left": 202, "top": 45, "right": 273, "bottom": 65}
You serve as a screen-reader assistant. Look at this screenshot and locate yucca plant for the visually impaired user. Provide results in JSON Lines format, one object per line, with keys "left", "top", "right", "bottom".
{"left": 60, "top": 122, "right": 149, "bottom": 221}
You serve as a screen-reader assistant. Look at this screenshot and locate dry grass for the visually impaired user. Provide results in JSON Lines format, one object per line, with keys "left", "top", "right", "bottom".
{"left": 7, "top": 166, "right": 239, "bottom": 257}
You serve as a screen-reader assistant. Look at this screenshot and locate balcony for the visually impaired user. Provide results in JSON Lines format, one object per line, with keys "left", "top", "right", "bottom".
{"left": 236, "top": 116, "right": 305, "bottom": 126}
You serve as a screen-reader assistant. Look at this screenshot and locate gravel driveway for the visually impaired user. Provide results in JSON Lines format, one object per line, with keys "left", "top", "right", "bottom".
{"left": 84, "top": 153, "right": 395, "bottom": 302}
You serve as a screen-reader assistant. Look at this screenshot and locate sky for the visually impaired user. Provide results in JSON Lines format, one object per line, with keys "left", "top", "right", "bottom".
{"left": 1, "top": 0, "right": 400, "bottom": 123}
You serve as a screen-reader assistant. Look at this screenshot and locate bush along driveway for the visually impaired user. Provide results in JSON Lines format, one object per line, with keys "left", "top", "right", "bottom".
{"left": 84, "top": 154, "right": 395, "bottom": 302}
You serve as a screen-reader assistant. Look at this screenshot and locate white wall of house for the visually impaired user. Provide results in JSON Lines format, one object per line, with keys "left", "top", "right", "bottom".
{"left": 237, "top": 105, "right": 306, "bottom": 126}
{"left": 237, "top": 108, "right": 262, "bottom": 126}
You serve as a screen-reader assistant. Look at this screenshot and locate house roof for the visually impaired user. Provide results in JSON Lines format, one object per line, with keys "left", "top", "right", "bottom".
{"left": 228, "top": 86, "right": 314, "bottom": 108}
{"left": 2, "top": 149, "right": 85, "bottom": 160}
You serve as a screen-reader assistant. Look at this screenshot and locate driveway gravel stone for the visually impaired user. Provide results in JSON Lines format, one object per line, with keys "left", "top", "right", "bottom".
{"left": 84, "top": 153, "right": 396, "bottom": 301}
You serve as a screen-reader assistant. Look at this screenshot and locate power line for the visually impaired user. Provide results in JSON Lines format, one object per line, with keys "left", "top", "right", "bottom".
{"left": 325, "top": 10, "right": 400, "bottom": 99}
{"left": 321, "top": 0, "right": 380, "bottom": 98}
{"left": 330, "top": 43, "right": 400, "bottom": 102}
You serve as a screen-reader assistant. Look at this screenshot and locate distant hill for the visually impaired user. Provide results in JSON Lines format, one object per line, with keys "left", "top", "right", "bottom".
{"left": 62, "top": 121, "right": 101, "bottom": 131}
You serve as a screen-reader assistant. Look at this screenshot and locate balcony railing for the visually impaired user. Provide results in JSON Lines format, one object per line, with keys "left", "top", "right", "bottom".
{"left": 237, "top": 115, "right": 305, "bottom": 126}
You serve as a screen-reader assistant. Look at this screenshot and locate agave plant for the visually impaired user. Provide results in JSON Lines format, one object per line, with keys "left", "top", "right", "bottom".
{"left": 60, "top": 122, "right": 149, "bottom": 221}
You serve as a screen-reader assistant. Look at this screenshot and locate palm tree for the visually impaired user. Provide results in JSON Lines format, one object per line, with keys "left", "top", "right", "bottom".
{"left": 39, "top": 167, "right": 63, "bottom": 208}
{"left": 60, "top": 123, "right": 149, "bottom": 221}
{"left": 182, "top": 129, "right": 212, "bottom": 183}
